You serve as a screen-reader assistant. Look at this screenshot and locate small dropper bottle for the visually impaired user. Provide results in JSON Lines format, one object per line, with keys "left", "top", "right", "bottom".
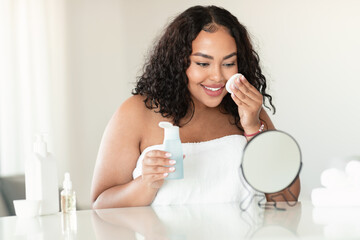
{"left": 61, "top": 172, "right": 76, "bottom": 213}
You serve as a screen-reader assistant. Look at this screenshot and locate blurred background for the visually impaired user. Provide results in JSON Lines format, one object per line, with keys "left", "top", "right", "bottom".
{"left": 1, "top": 0, "right": 360, "bottom": 213}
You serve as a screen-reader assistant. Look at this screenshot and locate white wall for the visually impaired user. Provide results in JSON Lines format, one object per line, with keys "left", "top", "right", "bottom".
{"left": 62, "top": 0, "right": 360, "bottom": 208}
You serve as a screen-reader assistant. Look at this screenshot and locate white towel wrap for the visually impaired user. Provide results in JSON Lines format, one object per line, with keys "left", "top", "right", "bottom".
{"left": 132, "top": 135, "right": 254, "bottom": 205}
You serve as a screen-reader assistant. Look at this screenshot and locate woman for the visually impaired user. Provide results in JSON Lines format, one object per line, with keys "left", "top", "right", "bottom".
{"left": 91, "top": 5, "right": 300, "bottom": 208}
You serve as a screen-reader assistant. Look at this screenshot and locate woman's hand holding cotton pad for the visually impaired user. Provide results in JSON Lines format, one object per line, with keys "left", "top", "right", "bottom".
{"left": 225, "top": 73, "right": 243, "bottom": 94}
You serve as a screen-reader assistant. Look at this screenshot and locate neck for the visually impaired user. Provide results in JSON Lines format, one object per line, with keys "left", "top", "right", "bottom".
{"left": 179, "top": 98, "right": 222, "bottom": 127}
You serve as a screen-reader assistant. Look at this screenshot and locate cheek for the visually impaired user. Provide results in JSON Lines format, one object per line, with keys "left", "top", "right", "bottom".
{"left": 186, "top": 64, "right": 206, "bottom": 84}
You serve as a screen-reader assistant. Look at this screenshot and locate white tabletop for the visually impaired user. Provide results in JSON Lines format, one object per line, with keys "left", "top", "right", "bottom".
{"left": 0, "top": 200, "right": 359, "bottom": 239}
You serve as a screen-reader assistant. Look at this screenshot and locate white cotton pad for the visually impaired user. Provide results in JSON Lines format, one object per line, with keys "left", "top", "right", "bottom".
{"left": 225, "top": 73, "right": 242, "bottom": 94}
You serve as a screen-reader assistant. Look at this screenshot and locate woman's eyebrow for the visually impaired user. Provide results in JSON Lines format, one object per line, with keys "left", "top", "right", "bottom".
{"left": 223, "top": 52, "right": 237, "bottom": 60}
{"left": 192, "top": 52, "right": 237, "bottom": 60}
{"left": 192, "top": 52, "right": 213, "bottom": 59}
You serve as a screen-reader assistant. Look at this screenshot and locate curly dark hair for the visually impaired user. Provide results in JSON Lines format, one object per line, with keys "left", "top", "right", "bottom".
{"left": 132, "top": 5, "right": 275, "bottom": 130}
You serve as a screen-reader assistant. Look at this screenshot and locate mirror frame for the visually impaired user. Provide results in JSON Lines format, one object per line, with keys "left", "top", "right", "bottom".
{"left": 240, "top": 130, "right": 302, "bottom": 194}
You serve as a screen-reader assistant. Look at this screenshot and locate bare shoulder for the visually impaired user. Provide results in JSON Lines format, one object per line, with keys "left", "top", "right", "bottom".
{"left": 114, "top": 94, "right": 153, "bottom": 128}
{"left": 104, "top": 94, "right": 152, "bottom": 152}
{"left": 120, "top": 94, "right": 148, "bottom": 111}
{"left": 117, "top": 94, "right": 148, "bottom": 119}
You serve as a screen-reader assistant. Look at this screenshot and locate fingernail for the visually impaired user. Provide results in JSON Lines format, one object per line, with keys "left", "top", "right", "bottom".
{"left": 163, "top": 173, "right": 168, "bottom": 177}
{"left": 236, "top": 77, "right": 241, "bottom": 83}
{"left": 169, "top": 167, "right": 175, "bottom": 172}
{"left": 231, "top": 83, "right": 237, "bottom": 89}
{"left": 169, "top": 160, "right": 176, "bottom": 165}
{"left": 165, "top": 152, "right": 172, "bottom": 157}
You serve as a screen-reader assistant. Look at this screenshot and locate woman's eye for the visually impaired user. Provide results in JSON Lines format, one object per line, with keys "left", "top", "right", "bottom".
{"left": 223, "top": 62, "right": 236, "bottom": 67}
{"left": 196, "top": 62, "right": 209, "bottom": 67}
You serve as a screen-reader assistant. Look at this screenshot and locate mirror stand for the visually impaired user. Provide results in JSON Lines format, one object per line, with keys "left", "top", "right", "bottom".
{"left": 240, "top": 187, "right": 299, "bottom": 211}
{"left": 239, "top": 160, "right": 300, "bottom": 211}
{"left": 257, "top": 188, "right": 299, "bottom": 211}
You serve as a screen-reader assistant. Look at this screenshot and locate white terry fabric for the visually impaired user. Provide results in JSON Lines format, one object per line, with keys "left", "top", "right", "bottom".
{"left": 132, "top": 135, "right": 251, "bottom": 205}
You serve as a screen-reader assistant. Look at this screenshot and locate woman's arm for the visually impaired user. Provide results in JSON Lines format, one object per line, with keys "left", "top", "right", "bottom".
{"left": 244, "top": 107, "right": 275, "bottom": 141}
{"left": 229, "top": 74, "right": 274, "bottom": 141}
{"left": 90, "top": 96, "right": 172, "bottom": 208}
{"left": 230, "top": 77, "right": 301, "bottom": 201}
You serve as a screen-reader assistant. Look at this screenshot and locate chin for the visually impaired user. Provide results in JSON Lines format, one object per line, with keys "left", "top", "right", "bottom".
{"left": 199, "top": 96, "right": 225, "bottom": 109}
{"left": 191, "top": 90, "right": 227, "bottom": 109}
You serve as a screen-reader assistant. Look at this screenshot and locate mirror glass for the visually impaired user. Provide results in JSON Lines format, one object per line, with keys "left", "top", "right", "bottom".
{"left": 241, "top": 130, "right": 302, "bottom": 194}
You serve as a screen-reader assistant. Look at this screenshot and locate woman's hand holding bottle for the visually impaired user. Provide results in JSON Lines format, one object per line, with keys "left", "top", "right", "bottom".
{"left": 141, "top": 150, "right": 176, "bottom": 189}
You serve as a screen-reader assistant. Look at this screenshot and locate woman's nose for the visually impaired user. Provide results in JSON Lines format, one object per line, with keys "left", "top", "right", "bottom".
{"left": 210, "top": 65, "right": 225, "bottom": 82}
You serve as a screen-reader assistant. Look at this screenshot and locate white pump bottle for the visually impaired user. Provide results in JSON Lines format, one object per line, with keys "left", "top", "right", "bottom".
{"left": 159, "top": 122, "right": 184, "bottom": 179}
{"left": 25, "top": 134, "right": 59, "bottom": 215}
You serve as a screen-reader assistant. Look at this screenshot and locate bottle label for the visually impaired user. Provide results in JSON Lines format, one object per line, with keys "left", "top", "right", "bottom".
{"left": 61, "top": 194, "right": 76, "bottom": 213}
{"left": 164, "top": 140, "right": 184, "bottom": 179}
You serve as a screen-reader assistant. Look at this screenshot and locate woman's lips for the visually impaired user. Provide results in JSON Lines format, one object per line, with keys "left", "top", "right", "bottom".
{"left": 201, "top": 84, "right": 225, "bottom": 97}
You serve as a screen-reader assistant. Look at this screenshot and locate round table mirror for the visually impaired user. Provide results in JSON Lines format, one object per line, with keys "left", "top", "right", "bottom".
{"left": 241, "top": 130, "right": 302, "bottom": 194}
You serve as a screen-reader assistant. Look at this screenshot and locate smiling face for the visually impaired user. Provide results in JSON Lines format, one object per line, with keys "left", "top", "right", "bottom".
{"left": 186, "top": 26, "right": 238, "bottom": 109}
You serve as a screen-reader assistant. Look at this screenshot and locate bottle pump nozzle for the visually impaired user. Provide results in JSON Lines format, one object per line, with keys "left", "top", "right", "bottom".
{"left": 159, "top": 122, "right": 180, "bottom": 140}
{"left": 33, "top": 134, "right": 48, "bottom": 157}
{"left": 63, "top": 172, "right": 72, "bottom": 191}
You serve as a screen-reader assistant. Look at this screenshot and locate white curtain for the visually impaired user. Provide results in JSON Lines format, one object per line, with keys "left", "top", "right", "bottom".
{"left": 0, "top": 0, "right": 65, "bottom": 176}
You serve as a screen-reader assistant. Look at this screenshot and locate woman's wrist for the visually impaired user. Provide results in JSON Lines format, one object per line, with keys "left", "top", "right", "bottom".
{"left": 244, "top": 121, "right": 265, "bottom": 137}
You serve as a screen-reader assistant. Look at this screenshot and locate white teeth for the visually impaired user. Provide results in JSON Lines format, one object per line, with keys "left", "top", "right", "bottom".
{"left": 203, "top": 86, "right": 221, "bottom": 91}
